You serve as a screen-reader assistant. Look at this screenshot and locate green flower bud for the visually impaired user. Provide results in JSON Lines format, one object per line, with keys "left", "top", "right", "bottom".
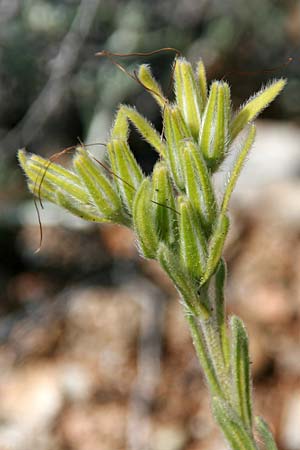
{"left": 202, "top": 213, "right": 229, "bottom": 284}
{"left": 199, "top": 81, "right": 231, "bottom": 171}
{"left": 73, "top": 147, "right": 129, "bottom": 225}
{"left": 132, "top": 178, "right": 159, "bottom": 259}
{"left": 152, "top": 161, "right": 178, "bottom": 246}
{"left": 178, "top": 197, "right": 207, "bottom": 280}
{"left": 174, "top": 58, "right": 203, "bottom": 139}
{"left": 163, "top": 104, "right": 191, "bottom": 190}
{"left": 182, "top": 140, "right": 217, "bottom": 230}
{"left": 107, "top": 139, "right": 143, "bottom": 213}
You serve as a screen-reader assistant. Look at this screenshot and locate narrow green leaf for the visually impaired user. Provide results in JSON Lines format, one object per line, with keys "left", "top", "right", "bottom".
{"left": 214, "top": 259, "right": 230, "bottom": 367}
{"left": 122, "top": 105, "right": 166, "bottom": 156}
{"left": 174, "top": 57, "right": 203, "bottom": 139}
{"left": 182, "top": 140, "right": 217, "bottom": 230}
{"left": 157, "top": 242, "right": 210, "bottom": 318}
{"left": 107, "top": 139, "right": 143, "bottom": 213}
{"left": 137, "top": 64, "right": 166, "bottom": 108}
{"left": 111, "top": 106, "right": 129, "bottom": 139}
{"left": 179, "top": 197, "right": 207, "bottom": 280}
{"left": 163, "top": 105, "right": 191, "bottom": 190}
{"left": 186, "top": 314, "right": 223, "bottom": 397}
{"left": 230, "top": 316, "right": 253, "bottom": 430}
{"left": 196, "top": 59, "right": 208, "bottom": 109}
{"left": 152, "top": 161, "right": 178, "bottom": 246}
{"left": 230, "top": 79, "right": 286, "bottom": 140}
{"left": 202, "top": 213, "right": 229, "bottom": 284}
{"left": 255, "top": 417, "right": 278, "bottom": 450}
{"left": 132, "top": 178, "right": 159, "bottom": 259}
{"left": 221, "top": 125, "right": 256, "bottom": 214}
{"left": 212, "top": 397, "right": 258, "bottom": 450}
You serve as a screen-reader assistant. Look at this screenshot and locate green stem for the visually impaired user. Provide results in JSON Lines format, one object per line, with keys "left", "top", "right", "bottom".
{"left": 187, "top": 314, "right": 224, "bottom": 398}
{"left": 200, "top": 317, "right": 231, "bottom": 398}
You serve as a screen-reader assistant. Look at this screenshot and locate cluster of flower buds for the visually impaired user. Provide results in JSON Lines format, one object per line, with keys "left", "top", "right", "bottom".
{"left": 19, "top": 57, "right": 285, "bottom": 450}
{"left": 18, "top": 58, "right": 285, "bottom": 319}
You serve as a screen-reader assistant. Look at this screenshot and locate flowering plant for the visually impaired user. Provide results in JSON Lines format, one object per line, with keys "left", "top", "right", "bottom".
{"left": 18, "top": 56, "right": 285, "bottom": 450}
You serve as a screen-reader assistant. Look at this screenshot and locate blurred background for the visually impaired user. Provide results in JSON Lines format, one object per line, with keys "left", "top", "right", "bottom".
{"left": 1, "top": 0, "right": 300, "bottom": 449}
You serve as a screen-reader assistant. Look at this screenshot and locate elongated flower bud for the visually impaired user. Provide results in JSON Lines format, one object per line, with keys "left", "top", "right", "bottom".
{"left": 152, "top": 161, "right": 178, "bottom": 246}
{"left": 199, "top": 81, "right": 231, "bottom": 171}
{"left": 73, "top": 147, "right": 129, "bottom": 225}
{"left": 18, "top": 149, "right": 90, "bottom": 204}
{"left": 107, "top": 139, "right": 143, "bottom": 213}
{"left": 196, "top": 59, "right": 208, "bottom": 107}
{"left": 174, "top": 58, "right": 203, "bottom": 139}
{"left": 202, "top": 213, "right": 229, "bottom": 284}
{"left": 179, "top": 197, "right": 207, "bottom": 280}
{"left": 182, "top": 140, "right": 217, "bottom": 230}
{"left": 18, "top": 149, "right": 107, "bottom": 222}
{"left": 132, "top": 178, "right": 159, "bottom": 259}
{"left": 163, "top": 104, "right": 191, "bottom": 190}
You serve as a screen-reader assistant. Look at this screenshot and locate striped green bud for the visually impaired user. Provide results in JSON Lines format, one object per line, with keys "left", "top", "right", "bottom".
{"left": 18, "top": 149, "right": 90, "bottom": 205}
{"left": 107, "top": 139, "right": 143, "bottom": 213}
{"left": 55, "top": 189, "right": 105, "bottom": 222}
{"left": 18, "top": 149, "right": 107, "bottom": 223}
{"left": 73, "top": 147, "right": 129, "bottom": 225}
{"left": 196, "top": 59, "right": 208, "bottom": 108}
{"left": 174, "top": 58, "right": 203, "bottom": 139}
{"left": 132, "top": 178, "right": 159, "bottom": 259}
{"left": 179, "top": 197, "right": 207, "bottom": 280}
{"left": 199, "top": 81, "right": 231, "bottom": 171}
{"left": 202, "top": 213, "right": 229, "bottom": 284}
{"left": 163, "top": 104, "right": 191, "bottom": 190}
{"left": 152, "top": 161, "right": 178, "bottom": 246}
{"left": 182, "top": 140, "right": 217, "bottom": 230}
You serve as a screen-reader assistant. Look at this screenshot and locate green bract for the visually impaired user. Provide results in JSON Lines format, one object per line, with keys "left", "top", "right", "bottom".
{"left": 18, "top": 56, "right": 285, "bottom": 450}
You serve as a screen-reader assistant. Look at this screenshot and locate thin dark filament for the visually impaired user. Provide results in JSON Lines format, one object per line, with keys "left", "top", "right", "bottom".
{"left": 33, "top": 197, "right": 43, "bottom": 253}
{"left": 151, "top": 200, "right": 180, "bottom": 215}
{"left": 96, "top": 48, "right": 184, "bottom": 144}
{"left": 223, "top": 57, "right": 293, "bottom": 79}
{"left": 92, "top": 156, "right": 136, "bottom": 191}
